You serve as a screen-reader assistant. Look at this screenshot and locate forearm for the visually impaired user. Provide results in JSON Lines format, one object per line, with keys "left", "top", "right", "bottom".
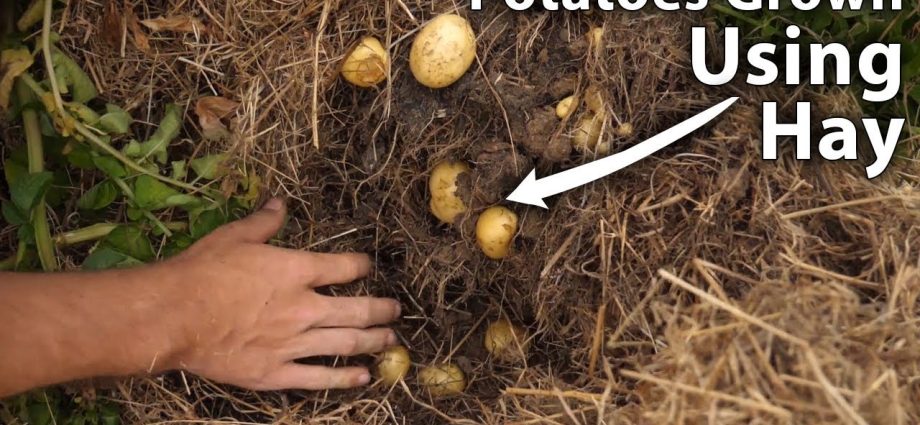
{"left": 0, "top": 266, "right": 184, "bottom": 397}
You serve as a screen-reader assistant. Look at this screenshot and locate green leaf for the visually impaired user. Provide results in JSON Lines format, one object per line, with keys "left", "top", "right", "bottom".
{"left": 3, "top": 157, "right": 28, "bottom": 187}
{"left": 102, "top": 225, "right": 154, "bottom": 262}
{"left": 126, "top": 207, "right": 144, "bottom": 221}
{"left": 123, "top": 104, "right": 181, "bottom": 163}
{"left": 77, "top": 180, "right": 119, "bottom": 210}
{"left": 26, "top": 395, "right": 58, "bottom": 425}
{"left": 51, "top": 47, "right": 97, "bottom": 103}
{"left": 163, "top": 233, "right": 194, "bottom": 258}
{"left": 66, "top": 142, "right": 95, "bottom": 169}
{"left": 171, "top": 160, "right": 187, "bottom": 180}
{"left": 2, "top": 201, "right": 29, "bottom": 225}
{"left": 92, "top": 156, "right": 127, "bottom": 178}
{"left": 66, "top": 102, "right": 100, "bottom": 125}
{"left": 190, "top": 153, "right": 227, "bottom": 180}
{"left": 100, "top": 403, "right": 120, "bottom": 425}
{"left": 98, "top": 104, "right": 131, "bottom": 134}
{"left": 165, "top": 194, "right": 201, "bottom": 209}
{"left": 191, "top": 208, "right": 228, "bottom": 239}
{"left": 82, "top": 247, "right": 142, "bottom": 270}
{"left": 10, "top": 171, "right": 53, "bottom": 212}
{"left": 133, "top": 175, "right": 179, "bottom": 210}
{"left": 44, "top": 169, "right": 69, "bottom": 209}
{"left": 17, "top": 223, "right": 35, "bottom": 245}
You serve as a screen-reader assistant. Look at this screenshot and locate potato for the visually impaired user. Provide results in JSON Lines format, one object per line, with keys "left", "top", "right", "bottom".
{"left": 587, "top": 27, "right": 604, "bottom": 52}
{"left": 409, "top": 14, "right": 476, "bottom": 88}
{"left": 571, "top": 113, "right": 605, "bottom": 154}
{"left": 616, "top": 122, "right": 634, "bottom": 137}
{"left": 584, "top": 85, "right": 604, "bottom": 113}
{"left": 418, "top": 363, "right": 466, "bottom": 397}
{"left": 556, "top": 95, "right": 577, "bottom": 119}
{"left": 485, "top": 318, "right": 529, "bottom": 362}
{"left": 429, "top": 161, "right": 470, "bottom": 224}
{"left": 341, "top": 36, "right": 389, "bottom": 87}
{"left": 475, "top": 206, "right": 518, "bottom": 260}
{"left": 376, "top": 345, "right": 411, "bottom": 386}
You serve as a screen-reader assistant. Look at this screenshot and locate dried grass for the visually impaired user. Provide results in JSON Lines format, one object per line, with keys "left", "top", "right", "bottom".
{"left": 5, "top": 0, "right": 920, "bottom": 423}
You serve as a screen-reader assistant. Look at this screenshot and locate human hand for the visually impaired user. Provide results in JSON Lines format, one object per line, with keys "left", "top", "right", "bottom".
{"left": 159, "top": 198, "right": 400, "bottom": 390}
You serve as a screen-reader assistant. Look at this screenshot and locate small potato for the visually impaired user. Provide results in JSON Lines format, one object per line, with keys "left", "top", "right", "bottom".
{"left": 376, "top": 346, "right": 411, "bottom": 386}
{"left": 341, "top": 36, "right": 389, "bottom": 87}
{"left": 571, "top": 113, "right": 605, "bottom": 153}
{"left": 616, "top": 122, "right": 634, "bottom": 137}
{"left": 475, "top": 206, "right": 518, "bottom": 260}
{"left": 555, "top": 95, "right": 577, "bottom": 119}
{"left": 584, "top": 84, "right": 604, "bottom": 113}
{"left": 418, "top": 363, "right": 466, "bottom": 397}
{"left": 429, "top": 161, "right": 470, "bottom": 224}
{"left": 485, "top": 318, "right": 529, "bottom": 362}
{"left": 587, "top": 27, "right": 604, "bottom": 51}
{"left": 410, "top": 14, "right": 476, "bottom": 88}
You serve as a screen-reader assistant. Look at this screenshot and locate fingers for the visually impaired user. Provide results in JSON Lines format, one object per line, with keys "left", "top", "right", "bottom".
{"left": 212, "top": 198, "right": 286, "bottom": 243}
{"left": 262, "top": 364, "right": 371, "bottom": 390}
{"left": 283, "top": 327, "right": 397, "bottom": 360}
{"left": 315, "top": 295, "right": 401, "bottom": 328}
{"left": 301, "top": 252, "right": 372, "bottom": 287}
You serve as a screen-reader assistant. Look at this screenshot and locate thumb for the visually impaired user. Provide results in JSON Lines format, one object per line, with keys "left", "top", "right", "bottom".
{"left": 218, "top": 197, "right": 286, "bottom": 243}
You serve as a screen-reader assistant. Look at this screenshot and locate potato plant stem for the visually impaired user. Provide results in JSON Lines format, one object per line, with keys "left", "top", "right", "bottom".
{"left": 40, "top": 0, "right": 64, "bottom": 113}
{"left": 53, "top": 223, "right": 118, "bottom": 246}
{"left": 15, "top": 80, "right": 58, "bottom": 272}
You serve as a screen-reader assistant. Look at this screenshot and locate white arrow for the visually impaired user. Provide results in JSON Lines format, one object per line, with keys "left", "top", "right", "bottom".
{"left": 506, "top": 97, "right": 739, "bottom": 208}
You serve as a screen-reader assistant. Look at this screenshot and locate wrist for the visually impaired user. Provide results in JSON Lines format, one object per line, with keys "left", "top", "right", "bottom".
{"left": 134, "top": 261, "right": 194, "bottom": 373}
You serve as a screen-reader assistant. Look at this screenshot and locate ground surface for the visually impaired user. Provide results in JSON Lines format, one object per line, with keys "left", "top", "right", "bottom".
{"left": 4, "top": 0, "right": 920, "bottom": 424}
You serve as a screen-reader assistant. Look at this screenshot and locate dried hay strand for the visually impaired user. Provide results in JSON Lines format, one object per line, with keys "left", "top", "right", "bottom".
{"left": 2, "top": 0, "right": 918, "bottom": 423}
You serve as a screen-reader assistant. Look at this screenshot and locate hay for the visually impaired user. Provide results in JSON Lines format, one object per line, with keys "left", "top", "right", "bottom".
{"left": 7, "top": 0, "right": 920, "bottom": 423}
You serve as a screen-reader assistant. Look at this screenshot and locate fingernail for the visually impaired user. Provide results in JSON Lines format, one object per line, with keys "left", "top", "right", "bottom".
{"left": 358, "top": 373, "right": 371, "bottom": 385}
{"left": 393, "top": 302, "right": 402, "bottom": 320}
{"left": 263, "top": 198, "right": 283, "bottom": 211}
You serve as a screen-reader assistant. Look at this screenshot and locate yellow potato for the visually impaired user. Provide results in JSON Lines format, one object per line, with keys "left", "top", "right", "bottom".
{"left": 485, "top": 318, "right": 529, "bottom": 362}
{"left": 555, "top": 94, "right": 577, "bottom": 119}
{"left": 419, "top": 363, "right": 466, "bottom": 397}
{"left": 571, "top": 113, "right": 605, "bottom": 153}
{"left": 376, "top": 345, "right": 411, "bottom": 386}
{"left": 587, "top": 27, "right": 604, "bottom": 51}
{"left": 475, "top": 206, "right": 518, "bottom": 260}
{"left": 584, "top": 84, "right": 604, "bottom": 113}
{"left": 409, "top": 14, "right": 476, "bottom": 88}
{"left": 616, "top": 122, "right": 634, "bottom": 137}
{"left": 429, "top": 161, "right": 470, "bottom": 224}
{"left": 341, "top": 36, "right": 389, "bottom": 87}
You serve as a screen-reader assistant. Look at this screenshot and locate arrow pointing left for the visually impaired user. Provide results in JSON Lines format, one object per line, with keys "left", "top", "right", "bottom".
{"left": 506, "top": 97, "right": 739, "bottom": 208}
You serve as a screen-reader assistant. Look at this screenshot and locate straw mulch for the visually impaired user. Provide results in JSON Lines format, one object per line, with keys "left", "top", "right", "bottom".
{"left": 12, "top": 0, "right": 920, "bottom": 423}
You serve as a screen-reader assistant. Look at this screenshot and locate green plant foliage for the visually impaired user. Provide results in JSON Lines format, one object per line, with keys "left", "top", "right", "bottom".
{"left": 133, "top": 175, "right": 180, "bottom": 211}
{"left": 77, "top": 180, "right": 118, "bottom": 210}
{"left": 123, "top": 104, "right": 181, "bottom": 164}
{"left": 50, "top": 47, "right": 97, "bottom": 103}
{"left": 190, "top": 153, "right": 227, "bottom": 180}
{"left": 97, "top": 104, "right": 131, "bottom": 135}
{"left": 10, "top": 171, "right": 52, "bottom": 212}
{"left": 13, "top": 388, "right": 120, "bottom": 425}
{"left": 91, "top": 156, "right": 127, "bottom": 178}
{"left": 2, "top": 6, "right": 257, "bottom": 420}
